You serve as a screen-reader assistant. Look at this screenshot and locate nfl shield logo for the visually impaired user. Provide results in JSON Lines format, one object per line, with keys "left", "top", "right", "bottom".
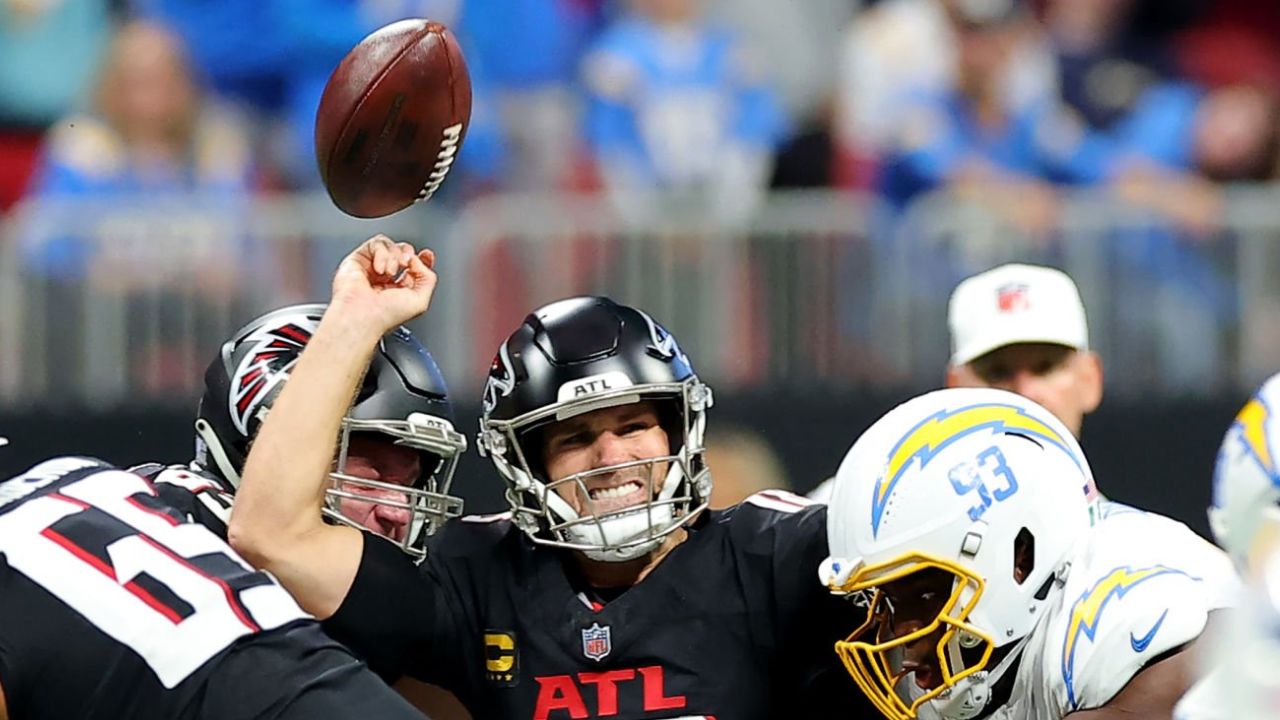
{"left": 581, "top": 622, "right": 612, "bottom": 662}
{"left": 996, "top": 282, "right": 1030, "bottom": 313}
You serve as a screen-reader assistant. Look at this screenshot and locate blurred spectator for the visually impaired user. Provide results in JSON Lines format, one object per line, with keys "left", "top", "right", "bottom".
{"left": 703, "top": 425, "right": 790, "bottom": 509}
{"left": 132, "top": 0, "right": 289, "bottom": 114}
{"left": 0, "top": 0, "right": 112, "bottom": 211}
{"left": 27, "top": 21, "right": 252, "bottom": 229}
{"left": 22, "top": 20, "right": 256, "bottom": 395}
{"left": 833, "top": 0, "right": 1055, "bottom": 189}
{"left": 1176, "top": 0, "right": 1280, "bottom": 94}
{"left": 877, "top": 2, "right": 1060, "bottom": 232}
{"left": 460, "top": 0, "right": 603, "bottom": 190}
{"left": 1033, "top": 0, "right": 1214, "bottom": 190}
{"left": 710, "top": 0, "right": 854, "bottom": 128}
{"left": 714, "top": 0, "right": 855, "bottom": 190}
{"left": 582, "top": 0, "right": 786, "bottom": 225}
{"left": 1044, "top": 0, "right": 1175, "bottom": 136}
{"left": 271, "top": 0, "right": 505, "bottom": 192}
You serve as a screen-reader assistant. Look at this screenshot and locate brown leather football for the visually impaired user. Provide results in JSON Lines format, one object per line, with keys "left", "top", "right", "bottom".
{"left": 315, "top": 19, "right": 472, "bottom": 218}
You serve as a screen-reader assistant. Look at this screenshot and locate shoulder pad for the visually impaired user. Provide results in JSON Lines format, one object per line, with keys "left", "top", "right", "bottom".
{"left": 146, "top": 464, "right": 231, "bottom": 495}
{"left": 1, "top": 456, "right": 112, "bottom": 509}
{"left": 1051, "top": 513, "right": 1239, "bottom": 711}
{"left": 726, "top": 491, "right": 826, "bottom": 554}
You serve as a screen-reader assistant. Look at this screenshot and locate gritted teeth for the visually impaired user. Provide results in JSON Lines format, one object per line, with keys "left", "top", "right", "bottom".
{"left": 588, "top": 480, "right": 644, "bottom": 500}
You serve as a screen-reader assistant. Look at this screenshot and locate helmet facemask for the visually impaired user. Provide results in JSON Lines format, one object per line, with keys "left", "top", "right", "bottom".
{"left": 481, "top": 379, "right": 713, "bottom": 562}
{"left": 822, "top": 390, "right": 1095, "bottom": 720}
{"left": 832, "top": 554, "right": 997, "bottom": 720}
{"left": 324, "top": 414, "right": 466, "bottom": 560}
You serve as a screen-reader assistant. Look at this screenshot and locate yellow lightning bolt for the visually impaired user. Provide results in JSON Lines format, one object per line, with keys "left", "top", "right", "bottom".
{"left": 871, "top": 403, "right": 1073, "bottom": 535}
{"left": 1236, "top": 398, "right": 1275, "bottom": 477}
{"left": 1061, "top": 565, "right": 1189, "bottom": 708}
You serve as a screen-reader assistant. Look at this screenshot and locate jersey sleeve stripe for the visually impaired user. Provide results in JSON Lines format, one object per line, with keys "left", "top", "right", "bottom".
{"left": 744, "top": 490, "right": 815, "bottom": 513}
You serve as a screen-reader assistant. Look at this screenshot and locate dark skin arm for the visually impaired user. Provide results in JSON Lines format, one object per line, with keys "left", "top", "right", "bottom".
{"left": 1070, "top": 610, "right": 1229, "bottom": 719}
{"left": 0, "top": 677, "right": 8, "bottom": 720}
{"left": 1066, "top": 639, "right": 1202, "bottom": 719}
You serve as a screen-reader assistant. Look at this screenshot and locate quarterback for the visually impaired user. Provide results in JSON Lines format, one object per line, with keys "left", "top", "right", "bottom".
{"left": 229, "top": 236, "right": 871, "bottom": 718}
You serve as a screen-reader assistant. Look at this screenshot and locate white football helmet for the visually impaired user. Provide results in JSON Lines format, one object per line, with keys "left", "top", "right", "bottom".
{"left": 821, "top": 388, "right": 1093, "bottom": 720}
{"left": 1209, "top": 373, "right": 1280, "bottom": 572}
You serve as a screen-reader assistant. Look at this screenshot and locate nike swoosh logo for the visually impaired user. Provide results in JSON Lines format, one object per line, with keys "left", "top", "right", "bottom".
{"left": 1129, "top": 609, "right": 1169, "bottom": 652}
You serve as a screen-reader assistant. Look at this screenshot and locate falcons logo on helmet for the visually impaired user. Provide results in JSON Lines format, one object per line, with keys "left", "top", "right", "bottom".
{"left": 482, "top": 341, "right": 516, "bottom": 415}
{"left": 229, "top": 321, "right": 317, "bottom": 435}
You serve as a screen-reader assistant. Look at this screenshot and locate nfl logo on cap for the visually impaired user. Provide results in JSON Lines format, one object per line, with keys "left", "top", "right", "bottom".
{"left": 582, "top": 622, "right": 612, "bottom": 662}
{"left": 996, "top": 282, "right": 1030, "bottom": 313}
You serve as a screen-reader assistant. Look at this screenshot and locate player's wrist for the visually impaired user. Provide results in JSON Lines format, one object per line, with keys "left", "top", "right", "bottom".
{"left": 319, "top": 300, "right": 389, "bottom": 348}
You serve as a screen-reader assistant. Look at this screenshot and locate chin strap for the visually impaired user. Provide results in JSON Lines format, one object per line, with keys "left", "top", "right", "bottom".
{"left": 932, "top": 632, "right": 1031, "bottom": 720}
{"left": 194, "top": 419, "right": 241, "bottom": 489}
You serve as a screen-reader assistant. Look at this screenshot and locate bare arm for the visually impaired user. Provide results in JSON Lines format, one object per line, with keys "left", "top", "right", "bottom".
{"left": 0, "top": 676, "right": 8, "bottom": 720}
{"left": 1066, "top": 644, "right": 1199, "bottom": 720}
{"left": 228, "top": 236, "right": 438, "bottom": 619}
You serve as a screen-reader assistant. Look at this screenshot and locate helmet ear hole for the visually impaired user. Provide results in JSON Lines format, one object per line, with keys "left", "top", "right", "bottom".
{"left": 1013, "top": 527, "right": 1035, "bottom": 585}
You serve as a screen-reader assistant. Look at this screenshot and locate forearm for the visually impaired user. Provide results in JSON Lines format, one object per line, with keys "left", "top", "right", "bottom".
{"left": 228, "top": 306, "right": 381, "bottom": 611}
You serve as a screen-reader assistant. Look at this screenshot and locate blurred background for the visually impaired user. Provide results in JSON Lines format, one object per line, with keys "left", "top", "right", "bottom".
{"left": 3, "top": 0, "right": 1279, "bottom": 533}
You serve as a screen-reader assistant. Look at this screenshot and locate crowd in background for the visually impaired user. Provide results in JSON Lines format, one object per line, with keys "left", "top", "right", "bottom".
{"left": 3, "top": 0, "right": 1280, "bottom": 402}
{"left": 4, "top": 0, "right": 1278, "bottom": 218}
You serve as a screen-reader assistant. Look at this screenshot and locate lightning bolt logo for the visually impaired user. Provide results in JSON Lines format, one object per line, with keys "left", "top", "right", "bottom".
{"left": 1235, "top": 397, "right": 1277, "bottom": 481}
{"left": 871, "top": 402, "right": 1076, "bottom": 536}
{"left": 1061, "top": 565, "right": 1198, "bottom": 708}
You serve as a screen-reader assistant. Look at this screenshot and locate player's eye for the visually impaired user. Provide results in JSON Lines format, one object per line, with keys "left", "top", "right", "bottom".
{"left": 550, "top": 431, "right": 591, "bottom": 453}
{"left": 620, "top": 422, "right": 650, "bottom": 435}
{"left": 979, "top": 364, "right": 1011, "bottom": 383}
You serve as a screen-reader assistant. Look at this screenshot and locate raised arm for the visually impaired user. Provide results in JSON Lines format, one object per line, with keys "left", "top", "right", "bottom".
{"left": 228, "top": 236, "right": 437, "bottom": 618}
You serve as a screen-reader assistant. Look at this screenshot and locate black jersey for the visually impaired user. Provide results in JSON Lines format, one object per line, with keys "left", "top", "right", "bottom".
{"left": 0, "top": 457, "right": 423, "bottom": 720}
{"left": 325, "top": 489, "right": 872, "bottom": 719}
{"left": 130, "top": 462, "right": 235, "bottom": 539}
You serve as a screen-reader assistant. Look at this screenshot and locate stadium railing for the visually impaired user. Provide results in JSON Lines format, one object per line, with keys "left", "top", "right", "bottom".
{"left": 2, "top": 186, "right": 1279, "bottom": 407}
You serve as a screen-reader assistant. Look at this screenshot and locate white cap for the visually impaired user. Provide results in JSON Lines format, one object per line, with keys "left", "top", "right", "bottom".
{"left": 948, "top": 263, "right": 1089, "bottom": 366}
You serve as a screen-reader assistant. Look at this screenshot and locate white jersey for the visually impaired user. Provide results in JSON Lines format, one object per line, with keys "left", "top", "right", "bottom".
{"left": 1175, "top": 550, "right": 1280, "bottom": 720}
{"left": 921, "top": 502, "right": 1238, "bottom": 720}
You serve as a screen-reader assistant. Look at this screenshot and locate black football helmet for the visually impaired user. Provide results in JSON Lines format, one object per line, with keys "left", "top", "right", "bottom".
{"left": 476, "top": 297, "right": 713, "bottom": 561}
{"left": 195, "top": 303, "right": 465, "bottom": 558}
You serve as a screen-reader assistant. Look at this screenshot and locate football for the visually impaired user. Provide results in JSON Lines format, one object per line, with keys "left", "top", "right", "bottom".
{"left": 315, "top": 19, "right": 472, "bottom": 218}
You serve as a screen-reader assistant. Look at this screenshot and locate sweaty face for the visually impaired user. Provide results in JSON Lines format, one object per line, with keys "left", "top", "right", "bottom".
{"left": 949, "top": 343, "right": 1101, "bottom": 436}
{"left": 541, "top": 402, "right": 672, "bottom": 517}
{"left": 337, "top": 434, "right": 422, "bottom": 541}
